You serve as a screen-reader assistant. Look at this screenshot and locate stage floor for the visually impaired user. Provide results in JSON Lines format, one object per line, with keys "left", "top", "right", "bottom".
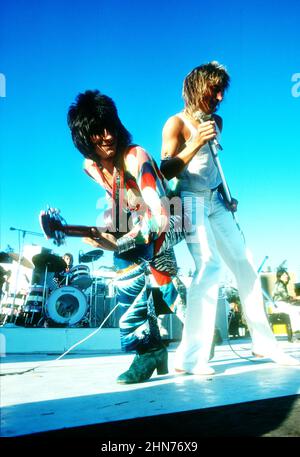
{"left": 1, "top": 338, "right": 300, "bottom": 444}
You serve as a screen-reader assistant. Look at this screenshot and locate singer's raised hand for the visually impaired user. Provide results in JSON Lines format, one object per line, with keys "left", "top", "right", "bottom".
{"left": 161, "top": 115, "right": 219, "bottom": 180}
{"left": 193, "top": 120, "right": 217, "bottom": 149}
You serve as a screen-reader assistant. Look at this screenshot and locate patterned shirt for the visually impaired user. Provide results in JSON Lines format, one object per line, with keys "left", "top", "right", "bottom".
{"left": 84, "top": 145, "right": 184, "bottom": 309}
{"left": 84, "top": 145, "right": 173, "bottom": 255}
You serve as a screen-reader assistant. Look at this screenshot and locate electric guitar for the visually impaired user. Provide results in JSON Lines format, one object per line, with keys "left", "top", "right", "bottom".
{"left": 39, "top": 207, "right": 106, "bottom": 247}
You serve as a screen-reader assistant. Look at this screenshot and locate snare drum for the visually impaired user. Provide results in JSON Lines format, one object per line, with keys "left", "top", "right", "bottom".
{"left": 46, "top": 286, "right": 88, "bottom": 325}
{"left": 70, "top": 265, "right": 92, "bottom": 290}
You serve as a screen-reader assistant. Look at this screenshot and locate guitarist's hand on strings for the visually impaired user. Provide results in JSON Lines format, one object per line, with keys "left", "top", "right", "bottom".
{"left": 83, "top": 229, "right": 117, "bottom": 251}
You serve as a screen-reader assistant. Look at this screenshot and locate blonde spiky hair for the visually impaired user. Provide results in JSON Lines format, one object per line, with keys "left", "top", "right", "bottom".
{"left": 183, "top": 61, "right": 230, "bottom": 115}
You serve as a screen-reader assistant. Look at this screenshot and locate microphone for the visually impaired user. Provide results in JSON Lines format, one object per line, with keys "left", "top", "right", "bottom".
{"left": 194, "top": 111, "right": 232, "bottom": 206}
{"left": 194, "top": 111, "right": 223, "bottom": 150}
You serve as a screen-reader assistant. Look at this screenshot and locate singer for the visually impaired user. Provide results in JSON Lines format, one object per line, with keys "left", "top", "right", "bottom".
{"left": 160, "top": 61, "right": 299, "bottom": 373}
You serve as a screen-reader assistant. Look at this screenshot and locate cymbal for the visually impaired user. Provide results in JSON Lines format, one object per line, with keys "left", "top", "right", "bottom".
{"left": 79, "top": 249, "right": 104, "bottom": 263}
{"left": 0, "top": 252, "right": 12, "bottom": 263}
{"left": 0, "top": 252, "right": 34, "bottom": 269}
{"left": 32, "top": 253, "right": 67, "bottom": 272}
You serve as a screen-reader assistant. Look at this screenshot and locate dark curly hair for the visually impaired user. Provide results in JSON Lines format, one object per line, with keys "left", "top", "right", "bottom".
{"left": 67, "top": 90, "right": 132, "bottom": 163}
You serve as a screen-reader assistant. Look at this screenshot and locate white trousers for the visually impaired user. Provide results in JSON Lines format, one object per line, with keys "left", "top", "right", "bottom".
{"left": 175, "top": 190, "right": 279, "bottom": 371}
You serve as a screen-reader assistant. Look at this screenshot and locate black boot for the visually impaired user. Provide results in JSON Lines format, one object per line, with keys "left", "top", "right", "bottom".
{"left": 117, "top": 346, "right": 168, "bottom": 384}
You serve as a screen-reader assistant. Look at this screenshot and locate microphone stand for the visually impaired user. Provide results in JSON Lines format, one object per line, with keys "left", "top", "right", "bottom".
{"left": 195, "top": 112, "right": 245, "bottom": 240}
{"left": 10, "top": 227, "right": 45, "bottom": 237}
{"left": 207, "top": 141, "right": 232, "bottom": 205}
{"left": 4, "top": 229, "right": 26, "bottom": 325}
{"left": 195, "top": 113, "right": 232, "bottom": 204}
{"left": 257, "top": 255, "right": 269, "bottom": 274}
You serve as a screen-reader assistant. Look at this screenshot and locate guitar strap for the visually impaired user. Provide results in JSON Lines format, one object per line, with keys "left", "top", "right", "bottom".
{"left": 112, "top": 167, "right": 126, "bottom": 234}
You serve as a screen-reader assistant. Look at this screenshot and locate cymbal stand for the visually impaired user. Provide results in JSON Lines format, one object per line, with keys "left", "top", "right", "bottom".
{"left": 10, "top": 230, "right": 25, "bottom": 325}
{"left": 89, "top": 260, "right": 96, "bottom": 327}
{"left": 7, "top": 228, "right": 43, "bottom": 325}
{"left": 36, "top": 264, "right": 49, "bottom": 326}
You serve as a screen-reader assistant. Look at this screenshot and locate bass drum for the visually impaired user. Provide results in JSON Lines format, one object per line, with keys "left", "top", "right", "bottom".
{"left": 46, "top": 286, "right": 88, "bottom": 325}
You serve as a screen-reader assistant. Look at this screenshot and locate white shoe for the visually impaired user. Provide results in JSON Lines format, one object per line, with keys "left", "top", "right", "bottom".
{"left": 270, "top": 353, "right": 300, "bottom": 367}
{"left": 252, "top": 349, "right": 300, "bottom": 366}
{"left": 175, "top": 363, "right": 216, "bottom": 376}
{"left": 190, "top": 364, "right": 216, "bottom": 375}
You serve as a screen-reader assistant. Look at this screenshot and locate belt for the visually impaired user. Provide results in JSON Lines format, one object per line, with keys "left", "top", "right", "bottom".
{"left": 116, "top": 263, "right": 141, "bottom": 276}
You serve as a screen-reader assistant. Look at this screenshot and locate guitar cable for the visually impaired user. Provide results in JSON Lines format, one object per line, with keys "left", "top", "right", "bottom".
{"left": 1, "top": 258, "right": 152, "bottom": 376}
{"left": 1, "top": 266, "right": 285, "bottom": 376}
{"left": 0, "top": 279, "right": 121, "bottom": 377}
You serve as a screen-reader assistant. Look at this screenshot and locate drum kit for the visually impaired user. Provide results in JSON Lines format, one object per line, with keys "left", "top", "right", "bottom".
{"left": 0, "top": 248, "right": 119, "bottom": 328}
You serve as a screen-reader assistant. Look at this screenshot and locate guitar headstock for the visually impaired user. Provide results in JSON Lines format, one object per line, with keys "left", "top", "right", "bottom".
{"left": 39, "top": 207, "right": 66, "bottom": 246}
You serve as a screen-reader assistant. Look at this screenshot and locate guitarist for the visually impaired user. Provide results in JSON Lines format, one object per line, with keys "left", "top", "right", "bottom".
{"left": 160, "top": 61, "right": 299, "bottom": 374}
{"left": 67, "top": 90, "right": 185, "bottom": 384}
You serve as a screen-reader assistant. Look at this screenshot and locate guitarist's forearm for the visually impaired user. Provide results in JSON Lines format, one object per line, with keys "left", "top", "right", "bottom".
{"left": 64, "top": 225, "right": 121, "bottom": 239}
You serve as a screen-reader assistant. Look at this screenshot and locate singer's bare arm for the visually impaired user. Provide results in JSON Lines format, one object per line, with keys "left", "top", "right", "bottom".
{"left": 160, "top": 115, "right": 218, "bottom": 180}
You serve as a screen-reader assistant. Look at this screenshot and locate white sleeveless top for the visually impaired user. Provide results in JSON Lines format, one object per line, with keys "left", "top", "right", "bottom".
{"left": 177, "top": 112, "right": 222, "bottom": 193}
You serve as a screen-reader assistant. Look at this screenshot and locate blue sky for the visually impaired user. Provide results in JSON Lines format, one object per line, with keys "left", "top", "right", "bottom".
{"left": 1, "top": 0, "right": 299, "bottom": 280}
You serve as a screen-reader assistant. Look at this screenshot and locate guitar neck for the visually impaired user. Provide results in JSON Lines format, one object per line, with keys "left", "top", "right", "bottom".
{"left": 63, "top": 225, "right": 98, "bottom": 239}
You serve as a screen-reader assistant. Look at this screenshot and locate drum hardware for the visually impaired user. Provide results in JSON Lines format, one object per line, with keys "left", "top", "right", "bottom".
{"left": 8, "top": 227, "right": 43, "bottom": 324}
{"left": 0, "top": 293, "right": 27, "bottom": 326}
{"left": 5, "top": 227, "right": 45, "bottom": 326}
{"left": 56, "top": 271, "right": 72, "bottom": 287}
{"left": 22, "top": 285, "right": 48, "bottom": 326}
{"left": 32, "top": 252, "right": 67, "bottom": 325}
{"left": 0, "top": 249, "right": 34, "bottom": 325}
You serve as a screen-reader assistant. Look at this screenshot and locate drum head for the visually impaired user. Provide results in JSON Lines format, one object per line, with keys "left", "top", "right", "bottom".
{"left": 46, "top": 286, "right": 87, "bottom": 325}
